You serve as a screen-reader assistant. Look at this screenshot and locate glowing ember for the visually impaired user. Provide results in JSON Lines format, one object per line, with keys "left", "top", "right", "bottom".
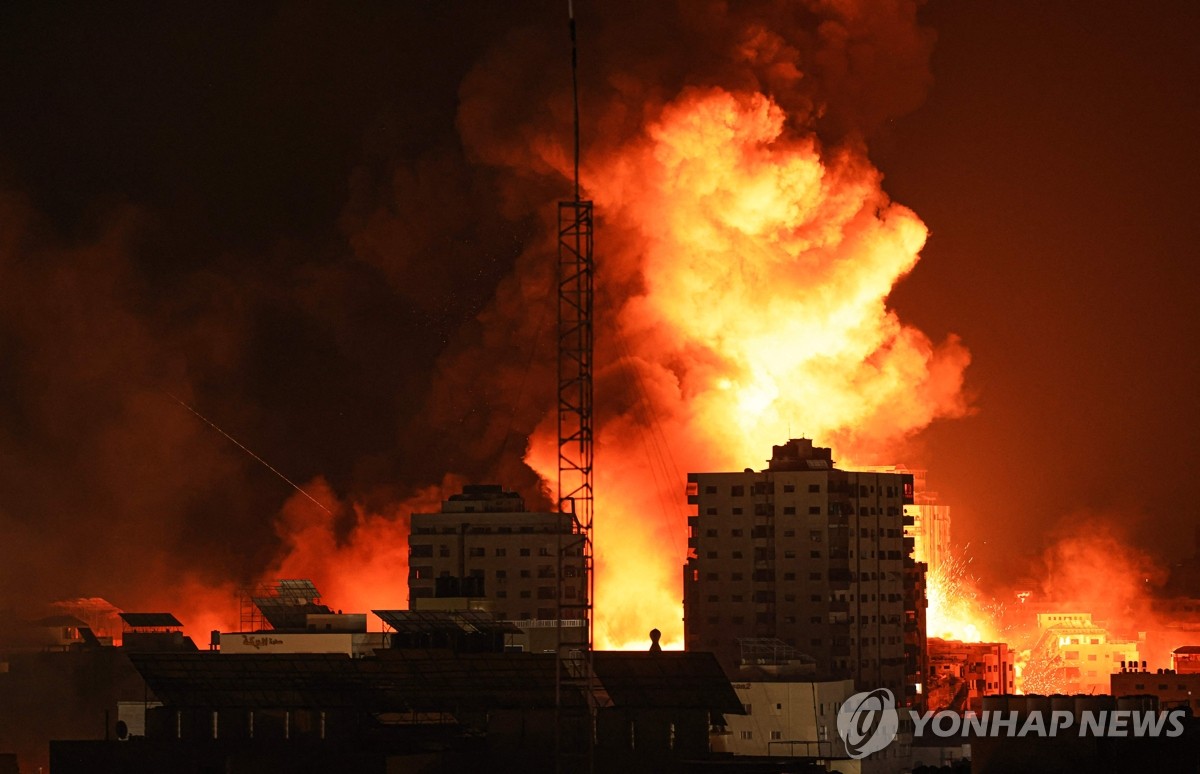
{"left": 925, "top": 552, "right": 999, "bottom": 643}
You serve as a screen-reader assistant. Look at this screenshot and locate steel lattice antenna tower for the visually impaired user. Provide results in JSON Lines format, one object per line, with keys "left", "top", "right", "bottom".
{"left": 555, "top": 1, "right": 595, "bottom": 771}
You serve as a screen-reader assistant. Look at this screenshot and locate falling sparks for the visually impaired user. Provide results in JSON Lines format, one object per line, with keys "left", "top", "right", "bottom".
{"left": 925, "top": 551, "right": 1000, "bottom": 643}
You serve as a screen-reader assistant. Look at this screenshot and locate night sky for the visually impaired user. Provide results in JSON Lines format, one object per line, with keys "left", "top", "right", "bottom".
{"left": 0, "top": 1, "right": 1196, "bottom": 611}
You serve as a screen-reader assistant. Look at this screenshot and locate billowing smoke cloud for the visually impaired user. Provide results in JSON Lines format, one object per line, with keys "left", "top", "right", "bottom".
{"left": 1, "top": 2, "right": 969, "bottom": 643}
{"left": 374, "top": 0, "right": 971, "bottom": 647}
{"left": 1032, "top": 516, "right": 1165, "bottom": 629}
{"left": 1010, "top": 513, "right": 1179, "bottom": 693}
{"left": 0, "top": 195, "right": 254, "bottom": 616}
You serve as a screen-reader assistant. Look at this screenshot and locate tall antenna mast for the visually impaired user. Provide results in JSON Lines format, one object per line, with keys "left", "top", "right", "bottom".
{"left": 556, "top": 0, "right": 595, "bottom": 771}
{"left": 569, "top": 0, "right": 581, "bottom": 203}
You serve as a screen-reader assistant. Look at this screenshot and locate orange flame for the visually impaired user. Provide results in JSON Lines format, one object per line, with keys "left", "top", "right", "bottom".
{"left": 529, "top": 87, "right": 970, "bottom": 649}
{"left": 229, "top": 92, "right": 970, "bottom": 652}
{"left": 264, "top": 477, "right": 455, "bottom": 617}
{"left": 925, "top": 553, "right": 999, "bottom": 643}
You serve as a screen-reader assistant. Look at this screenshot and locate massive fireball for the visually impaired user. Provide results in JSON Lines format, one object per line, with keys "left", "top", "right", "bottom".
{"left": 528, "top": 87, "right": 970, "bottom": 649}
{"left": 196, "top": 86, "right": 970, "bottom": 651}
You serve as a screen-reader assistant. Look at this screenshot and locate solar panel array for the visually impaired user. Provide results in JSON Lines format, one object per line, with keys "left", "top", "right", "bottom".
{"left": 373, "top": 610, "right": 522, "bottom": 636}
{"left": 119, "top": 613, "right": 183, "bottom": 629}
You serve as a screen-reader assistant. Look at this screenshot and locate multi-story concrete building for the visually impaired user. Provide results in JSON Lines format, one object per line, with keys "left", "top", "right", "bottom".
{"left": 1027, "top": 612, "right": 1143, "bottom": 695}
{"left": 1112, "top": 666, "right": 1200, "bottom": 715}
{"left": 903, "top": 557, "right": 930, "bottom": 710}
{"left": 926, "top": 637, "right": 1015, "bottom": 713}
{"left": 1173, "top": 645, "right": 1200, "bottom": 674}
{"left": 860, "top": 467, "right": 950, "bottom": 577}
{"left": 684, "top": 439, "right": 922, "bottom": 704}
{"left": 408, "top": 484, "right": 586, "bottom": 623}
{"left": 714, "top": 677, "right": 854, "bottom": 758}
{"left": 906, "top": 480, "right": 951, "bottom": 578}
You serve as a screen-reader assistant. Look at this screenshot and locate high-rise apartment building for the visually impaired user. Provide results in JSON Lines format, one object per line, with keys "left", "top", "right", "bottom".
{"left": 860, "top": 467, "right": 951, "bottom": 577}
{"left": 408, "top": 485, "right": 586, "bottom": 622}
{"left": 684, "top": 439, "right": 924, "bottom": 704}
{"left": 907, "top": 473, "right": 951, "bottom": 577}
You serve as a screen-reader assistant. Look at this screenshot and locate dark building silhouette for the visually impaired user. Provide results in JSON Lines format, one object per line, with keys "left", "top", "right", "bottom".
{"left": 684, "top": 439, "right": 926, "bottom": 706}
{"left": 51, "top": 647, "right": 743, "bottom": 773}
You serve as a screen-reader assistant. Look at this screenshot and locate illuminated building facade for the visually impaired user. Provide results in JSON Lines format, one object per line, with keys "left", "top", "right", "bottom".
{"left": 714, "top": 678, "right": 854, "bottom": 757}
{"left": 408, "top": 485, "right": 586, "bottom": 622}
{"left": 683, "top": 439, "right": 923, "bottom": 704}
{"left": 1173, "top": 645, "right": 1200, "bottom": 674}
{"left": 860, "top": 467, "right": 950, "bottom": 577}
{"left": 926, "top": 637, "right": 1015, "bottom": 713}
{"left": 1031, "top": 612, "right": 1143, "bottom": 695}
{"left": 907, "top": 488, "right": 951, "bottom": 576}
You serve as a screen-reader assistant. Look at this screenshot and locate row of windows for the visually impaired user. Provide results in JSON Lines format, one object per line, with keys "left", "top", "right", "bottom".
{"left": 697, "top": 570, "right": 896, "bottom": 582}
{"left": 703, "top": 505, "right": 901, "bottom": 518}
{"left": 492, "top": 587, "right": 570, "bottom": 600}
{"left": 1129, "top": 683, "right": 1197, "bottom": 692}
{"left": 700, "top": 483, "right": 904, "bottom": 498}
{"left": 689, "top": 631, "right": 903, "bottom": 654}
{"left": 1063, "top": 651, "right": 1124, "bottom": 661}
{"left": 697, "top": 526, "right": 904, "bottom": 540}
{"left": 407, "top": 586, "right": 584, "bottom": 603}
{"left": 705, "top": 550, "right": 824, "bottom": 560}
{"left": 495, "top": 609, "right": 558, "bottom": 620}
{"left": 1059, "top": 637, "right": 1105, "bottom": 645}
{"left": 411, "top": 545, "right": 581, "bottom": 558}
{"left": 694, "top": 591, "right": 902, "bottom": 604}
{"left": 702, "top": 613, "right": 902, "bottom": 625}
{"left": 702, "top": 483, "right": 823, "bottom": 496}
{"left": 412, "top": 525, "right": 562, "bottom": 535}
{"left": 411, "top": 567, "right": 581, "bottom": 581}
{"left": 743, "top": 701, "right": 836, "bottom": 717}
{"left": 700, "top": 548, "right": 901, "bottom": 561}
{"left": 737, "top": 730, "right": 785, "bottom": 741}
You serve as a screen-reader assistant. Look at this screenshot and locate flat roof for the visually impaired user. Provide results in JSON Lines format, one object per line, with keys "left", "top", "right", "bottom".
{"left": 119, "top": 613, "right": 182, "bottom": 629}
{"left": 373, "top": 609, "right": 522, "bottom": 636}
{"left": 129, "top": 650, "right": 742, "bottom": 714}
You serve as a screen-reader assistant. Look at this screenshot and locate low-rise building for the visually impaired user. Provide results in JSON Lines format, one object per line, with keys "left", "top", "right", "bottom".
{"left": 927, "top": 638, "right": 1014, "bottom": 713}
{"left": 408, "top": 485, "right": 586, "bottom": 621}
{"left": 1027, "top": 613, "right": 1141, "bottom": 695}
{"left": 1173, "top": 645, "right": 1200, "bottom": 674}
{"left": 1112, "top": 667, "right": 1200, "bottom": 715}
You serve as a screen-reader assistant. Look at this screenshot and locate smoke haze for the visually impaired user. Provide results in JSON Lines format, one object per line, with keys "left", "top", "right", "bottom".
{"left": 0, "top": 1, "right": 1195, "bottom": 639}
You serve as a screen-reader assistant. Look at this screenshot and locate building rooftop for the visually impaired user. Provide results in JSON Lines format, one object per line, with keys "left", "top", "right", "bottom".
{"left": 128, "top": 650, "right": 743, "bottom": 715}
{"left": 119, "top": 613, "right": 182, "bottom": 630}
{"left": 768, "top": 438, "right": 834, "bottom": 471}
{"left": 441, "top": 484, "right": 526, "bottom": 513}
